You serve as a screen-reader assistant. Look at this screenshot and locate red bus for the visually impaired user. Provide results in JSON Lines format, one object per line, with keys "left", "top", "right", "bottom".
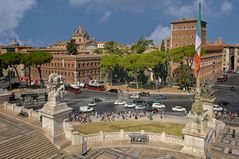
{"left": 86, "top": 80, "right": 106, "bottom": 91}
{"left": 68, "top": 84, "right": 80, "bottom": 94}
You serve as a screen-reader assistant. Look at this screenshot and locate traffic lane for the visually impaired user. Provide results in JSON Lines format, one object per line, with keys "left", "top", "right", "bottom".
{"left": 214, "top": 87, "right": 239, "bottom": 113}
{"left": 68, "top": 100, "right": 190, "bottom": 116}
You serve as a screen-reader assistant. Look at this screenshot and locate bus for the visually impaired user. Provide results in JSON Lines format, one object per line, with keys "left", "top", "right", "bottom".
{"left": 86, "top": 80, "right": 106, "bottom": 91}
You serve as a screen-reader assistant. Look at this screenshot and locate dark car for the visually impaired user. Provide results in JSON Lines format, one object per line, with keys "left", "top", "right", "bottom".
{"left": 138, "top": 91, "right": 150, "bottom": 97}
{"left": 133, "top": 99, "right": 145, "bottom": 105}
{"left": 108, "top": 89, "right": 119, "bottom": 93}
{"left": 92, "top": 98, "right": 103, "bottom": 103}
{"left": 155, "top": 95, "right": 166, "bottom": 100}
{"left": 218, "top": 100, "right": 230, "bottom": 106}
{"left": 145, "top": 100, "right": 155, "bottom": 107}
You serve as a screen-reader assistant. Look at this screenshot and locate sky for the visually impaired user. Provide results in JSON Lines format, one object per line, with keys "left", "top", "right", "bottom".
{"left": 0, "top": 0, "right": 238, "bottom": 47}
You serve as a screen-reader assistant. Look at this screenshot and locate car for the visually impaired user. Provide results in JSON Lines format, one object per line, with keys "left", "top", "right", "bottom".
{"left": 114, "top": 100, "right": 126, "bottom": 105}
{"left": 138, "top": 91, "right": 150, "bottom": 96}
{"left": 130, "top": 94, "right": 139, "bottom": 99}
{"left": 133, "top": 99, "right": 145, "bottom": 105}
{"left": 152, "top": 103, "right": 166, "bottom": 109}
{"left": 124, "top": 102, "right": 136, "bottom": 108}
{"left": 135, "top": 105, "right": 146, "bottom": 110}
{"left": 218, "top": 100, "right": 230, "bottom": 106}
{"left": 155, "top": 95, "right": 166, "bottom": 100}
{"left": 172, "top": 106, "right": 186, "bottom": 112}
{"left": 145, "top": 100, "right": 155, "bottom": 107}
{"left": 108, "top": 89, "right": 119, "bottom": 93}
{"left": 88, "top": 101, "right": 96, "bottom": 107}
{"left": 80, "top": 106, "right": 94, "bottom": 113}
{"left": 92, "top": 98, "right": 103, "bottom": 103}
{"left": 236, "top": 70, "right": 239, "bottom": 74}
{"left": 213, "top": 105, "right": 223, "bottom": 111}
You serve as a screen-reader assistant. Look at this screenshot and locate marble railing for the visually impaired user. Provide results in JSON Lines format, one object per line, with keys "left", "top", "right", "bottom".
{"left": 63, "top": 120, "right": 183, "bottom": 146}
{"left": 3, "top": 101, "right": 40, "bottom": 120}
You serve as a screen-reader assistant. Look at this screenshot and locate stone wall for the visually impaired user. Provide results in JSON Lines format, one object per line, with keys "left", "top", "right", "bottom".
{"left": 63, "top": 120, "right": 183, "bottom": 146}
{"left": 3, "top": 101, "right": 41, "bottom": 121}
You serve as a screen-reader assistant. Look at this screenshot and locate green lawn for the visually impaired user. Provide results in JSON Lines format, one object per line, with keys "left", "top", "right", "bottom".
{"left": 73, "top": 121, "right": 184, "bottom": 136}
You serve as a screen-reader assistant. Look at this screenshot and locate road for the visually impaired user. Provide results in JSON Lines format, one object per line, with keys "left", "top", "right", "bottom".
{"left": 65, "top": 73, "right": 239, "bottom": 115}
{"left": 3, "top": 73, "right": 239, "bottom": 116}
{"left": 214, "top": 73, "right": 239, "bottom": 113}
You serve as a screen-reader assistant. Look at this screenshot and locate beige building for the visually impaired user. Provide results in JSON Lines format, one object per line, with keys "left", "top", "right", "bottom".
{"left": 222, "top": 44, "right": 239, "bottom": 72}
{"left": 31, "top": 54, "right": 101, "bottom": 84}
{"left": 170, "top": 18, "right": 207, "bottom": 49}
{"left": 200, "top": 43, "right": 224, "bottom": 81}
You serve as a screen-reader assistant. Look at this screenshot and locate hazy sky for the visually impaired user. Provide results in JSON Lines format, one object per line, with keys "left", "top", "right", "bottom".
{"left": 0, "top": 0, "right": 238, "bottom": 46}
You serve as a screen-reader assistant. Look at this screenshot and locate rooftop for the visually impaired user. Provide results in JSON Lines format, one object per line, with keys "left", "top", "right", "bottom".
{"left": 171, "top": 18, "right": 207, "bottom": 24}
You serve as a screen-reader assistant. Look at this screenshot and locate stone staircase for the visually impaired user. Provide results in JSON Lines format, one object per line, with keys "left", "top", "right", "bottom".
{"left": 0, "top": 129, "right": 59, "bottom": 159}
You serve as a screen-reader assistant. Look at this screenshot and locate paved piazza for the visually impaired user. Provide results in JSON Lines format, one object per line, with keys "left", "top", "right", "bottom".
{"left": 210, "top": 127, "right": 239, "bottom": 159}
{"left": 52, "top": 146, "right": 195, "bottom": 159}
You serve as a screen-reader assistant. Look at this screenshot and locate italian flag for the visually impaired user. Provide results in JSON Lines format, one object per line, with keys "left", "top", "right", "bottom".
{"left": 195, "top": 3, "right": 202, "bottom": 75}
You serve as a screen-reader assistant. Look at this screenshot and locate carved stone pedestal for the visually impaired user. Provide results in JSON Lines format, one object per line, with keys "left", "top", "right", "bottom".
{"left": 181, "top": 107, "right": 210, "bottom": 158}
{"left": 40, "top": 91, "right": 72, "bottom": 143}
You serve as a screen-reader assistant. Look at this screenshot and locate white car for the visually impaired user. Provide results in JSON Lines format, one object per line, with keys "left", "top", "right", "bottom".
{"left": 114, "top": 100, "right": 126, "bottom": 105}
{"left": 152, "top": 103, "right": 166, "bottom": 109}
{"left": 124, "top": 103, "right": 136, "bottom": 108}
{"left": 213, "top": 105, "right": 223, "bottom": 111}
{"left": 130, "top": 94, "right": 139, "bottom": 99}
{"left": 88, "top": 101, "right": 96, "bottom": 107}
{"left": 135, "top": 105, "right": 146, "bottom": 110}
{"left": 80, "top": 106, "right": 94, "bottom": 113}
{"left": 172, "top": 106, "right": 186, "bottom": 112}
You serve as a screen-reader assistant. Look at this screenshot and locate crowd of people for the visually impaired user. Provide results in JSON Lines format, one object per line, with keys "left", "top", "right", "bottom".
{"left": 215, "top": 109, "right": 238, "bottom": 121}
{"left": 68, "top": 110, "right": 164, "bottom": 124}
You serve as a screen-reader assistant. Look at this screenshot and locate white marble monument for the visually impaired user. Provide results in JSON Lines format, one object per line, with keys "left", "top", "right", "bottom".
{"left": 40, "top": 73, "right": 72, "bottom": 143}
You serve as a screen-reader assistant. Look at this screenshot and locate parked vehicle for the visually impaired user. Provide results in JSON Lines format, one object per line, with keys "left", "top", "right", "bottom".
{"left": 218, "top": 100, "right": 230, "bottom": 106}
{"left": 172, "top": 106, "right": 186, "bottom": 112}
{"left": 80, "top": 106, "right": 94, "bottom": 113}
{"left": 213, "top": 105, "right": 223, "bottom": 111}
{"left": 108, "top": 89, "right": 119, "bottom": 93}
{"left": 145, "top": 100, "right": 155, "bottom": 107}
{"left": 135, "top": 105, "right": 146, "bottom": 110}
{"left": 88, "top": 101, "right": 96, "bottom": 107}
{"left": 133, "top": 99, "right": 145, "bottom": 105}
{"left": 138, "top": 91, "right": 150, "bottom": 96}
{"left": 114, "top": 100, "right": 126, "bottom": 105}
{"left": 152, "top": 103, "right": 165, "bottom": 109}
{"left": 155, "top": 95, "right": 166, "bottom": 100}
{"left": 92, "top": 98, "right": 103, "bottom": 103}
{"left": 124, "top": 102, "right": 136, "bottom": 108}
{"left": 130, "top": 94, "right": 139, "bottom": 99}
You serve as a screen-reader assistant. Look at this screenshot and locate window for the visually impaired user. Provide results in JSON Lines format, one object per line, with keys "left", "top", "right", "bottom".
{"left": 72, "top": 64, "right": 74, "bottom": 68}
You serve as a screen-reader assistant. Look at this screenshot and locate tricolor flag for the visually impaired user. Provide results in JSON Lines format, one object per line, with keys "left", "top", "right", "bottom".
{"left": 195, "top": 3, "right": 202, "bottom": 75}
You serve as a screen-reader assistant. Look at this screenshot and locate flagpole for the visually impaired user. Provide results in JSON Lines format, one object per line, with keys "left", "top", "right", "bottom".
{"left": 195, "top": 2, "right": 201, "bottom": 100}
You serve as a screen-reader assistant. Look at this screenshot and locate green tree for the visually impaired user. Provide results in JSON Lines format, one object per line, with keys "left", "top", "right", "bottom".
{"left": 169, "top": 45, "right": 205, "bottom": 69}
{"left": 143, "top": 51, "right": 168, "bottom": 88}
{"left": 67, "top": 39, "right": 77, "bottom": 55}
{"left": 21, "top": 53, "right": 34, "bottom": 87}
{"left": 173, "top": 64, "right": 195, "bottom": 90}
{"left": 100, "top": 54, "right": 121, "bottom": 85}
{"left": 121, "top": 54, "right": 147, "bottom": 89}
{"left": 160, "top": 39, "right": 165, "bottom": 52}
{"left": 104, "top": 41, "right": 123, "bottom": 55}
{"left": 131, "top": 37, "right": 154, "bottom": 54}
{"left": 0, "top": 53, "right": 23, "bottom": 90}
{"left": 31, "top": 52, "right": 53, "bottom": 88}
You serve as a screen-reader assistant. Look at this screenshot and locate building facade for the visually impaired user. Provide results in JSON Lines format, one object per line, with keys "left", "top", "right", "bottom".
{"left": 170, "top": 18, "right": 207, "bottom": 49}
{"left": 222, "top": 44, "right": 239, "bottom": 72}
{"left": 31, "top": 54, "right": 101, "bottom": 84}
{"left": 200, "top": 44, "right": 224, "bottom": 81}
